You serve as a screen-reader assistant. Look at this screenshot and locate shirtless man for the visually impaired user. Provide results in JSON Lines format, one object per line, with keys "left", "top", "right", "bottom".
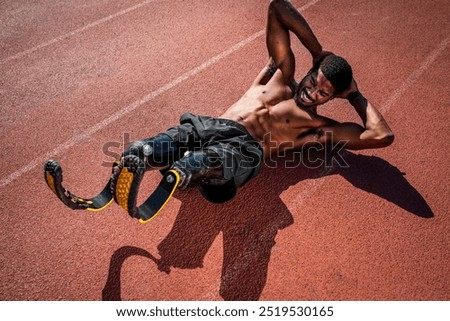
{"left": 44, "top": 0, "right": 394, "bottom": 219}
{"left": 222, "top": 0, "right": 394, "bottom": 155}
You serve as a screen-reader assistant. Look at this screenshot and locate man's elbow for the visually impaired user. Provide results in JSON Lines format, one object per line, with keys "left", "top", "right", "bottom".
{"left": 358, "top": 129, "right": 395, "bottom": 149}
{"left": 269, "top": 0, "right": 278, "bottom": 10}
{"left": 374, "top": 131, "right": 395, "bottom": 148}
{"left": 269, "top": 0, "right": 289, "bottom": 13}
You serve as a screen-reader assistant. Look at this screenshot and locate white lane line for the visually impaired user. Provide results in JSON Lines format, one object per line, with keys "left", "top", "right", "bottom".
{"left": 0, "top": 1, "right": 325, "bottom": 189}
{"left": 0, "top": 0, "right": 161, "bottom": 65}
{"left": 299, "top": 0, "right": 322, "bottom": 11}
{"left": 380, "top": 36, "right": 450, "bottom": 113}
{"left": 291, "top": 36, "right": 450, "bottom": 203}
{"left": 199, "top": 36, "right": 450, "bottom": 300}
{"left": 0, "top": 31, "right": 264, "bottom": 189}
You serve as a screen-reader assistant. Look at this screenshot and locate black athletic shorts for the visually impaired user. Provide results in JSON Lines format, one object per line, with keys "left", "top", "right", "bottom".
{"left": 164, "top": 113, "right": 263, "bottom": 202}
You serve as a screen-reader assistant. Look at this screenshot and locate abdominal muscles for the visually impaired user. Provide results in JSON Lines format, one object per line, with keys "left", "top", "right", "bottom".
{"left": 220, "top": 84, "right": 318, "bottom": 156}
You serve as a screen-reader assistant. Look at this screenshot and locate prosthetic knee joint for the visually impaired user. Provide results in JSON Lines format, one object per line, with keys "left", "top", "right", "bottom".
{"left": 122, "top": 134, "right": 179, "bottom": 170}
{"left": 171, "top": 149, "right": 225, "bottom": 189}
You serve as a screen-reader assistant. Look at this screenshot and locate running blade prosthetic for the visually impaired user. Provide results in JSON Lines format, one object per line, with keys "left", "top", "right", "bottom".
{"left": 111, "top": 155, "right": 180, "bottom": 224}
{"left": 44, "top": 159, "right": 115, "bottom": 212}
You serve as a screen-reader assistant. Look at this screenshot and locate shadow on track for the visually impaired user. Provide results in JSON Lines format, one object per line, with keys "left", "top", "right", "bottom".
{"left": 102, "top": 150, "right": 433, "bottom": 301}
{"left": 335, "top": 151, "right": 434, "bottom": 219}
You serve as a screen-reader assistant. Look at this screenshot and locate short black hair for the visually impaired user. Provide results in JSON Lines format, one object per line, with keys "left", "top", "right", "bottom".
{"left": 314, "top": 54, "right": 353, "bottom": 94}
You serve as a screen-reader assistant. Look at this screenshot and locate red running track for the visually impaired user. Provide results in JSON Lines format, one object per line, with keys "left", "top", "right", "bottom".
{"left": 0, "top": 0, "right": 449, "bottom": 300}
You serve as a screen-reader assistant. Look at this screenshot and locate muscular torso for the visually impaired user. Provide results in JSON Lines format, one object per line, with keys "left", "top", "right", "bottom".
{"left": 220, "top": 69, "right": 332, "bottom": 157}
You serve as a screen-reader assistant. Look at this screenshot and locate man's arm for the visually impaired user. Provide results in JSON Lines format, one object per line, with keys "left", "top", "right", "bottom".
{"left": 317, "top": 98, "right": 395, "bottom": 150}
{"left": 314, "top": 82, "right": 395, "bottom": 150}
{"left": 252, "top": 58, "right": 277, "bottom": 86}
{"left": 266, "top": 0, "right": 324, "bottom": 83}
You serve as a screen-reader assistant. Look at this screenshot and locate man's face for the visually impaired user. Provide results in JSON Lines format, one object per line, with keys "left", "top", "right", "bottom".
{"left": 296, "top": 68, "right": 335, "bottom": 108}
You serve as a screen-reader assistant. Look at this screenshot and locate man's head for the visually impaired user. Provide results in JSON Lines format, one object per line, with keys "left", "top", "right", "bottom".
{"left": 295, "top": 54, "right": 353, "bottom": 108}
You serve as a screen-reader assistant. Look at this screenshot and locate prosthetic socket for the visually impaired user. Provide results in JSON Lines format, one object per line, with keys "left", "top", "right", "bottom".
{"left": 122, "top": 134, "right": 225, "bottom": 189}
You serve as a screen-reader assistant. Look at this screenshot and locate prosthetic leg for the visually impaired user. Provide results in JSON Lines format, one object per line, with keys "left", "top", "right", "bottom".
{"left": 44, "top": 133, "right": 229, "bottom": 223}
{"left": 44, "top": 159, "right": 117, "bottom": 211}
{"left": 121, "top": 134, "right": 179, "bottom": 170}
{"left": 43, "top": 134, "right": 179, "bottom": 213}
{"left": 113, "top": 149, "right": 225, "bottom": 223}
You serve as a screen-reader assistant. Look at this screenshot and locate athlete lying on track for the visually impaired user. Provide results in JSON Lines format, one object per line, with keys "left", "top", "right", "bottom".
{"left": 44, "top": 0, "right": 394, "bottom": 223}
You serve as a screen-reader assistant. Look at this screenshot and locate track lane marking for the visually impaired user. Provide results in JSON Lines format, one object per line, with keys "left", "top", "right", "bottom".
{"left": 0, "top": 0, "right": 325, "bottom": 188}
{"left": 288, "top": 35, "right": 450, "bottom": 206}
{"left": 2, "top": 3, "right": 447, "bottom": 190}
{"left": 199, "top": 35, "right": 450, "bottom": 299}
{"left": 0, "top": 0, "right": 162, "bottom": 65}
